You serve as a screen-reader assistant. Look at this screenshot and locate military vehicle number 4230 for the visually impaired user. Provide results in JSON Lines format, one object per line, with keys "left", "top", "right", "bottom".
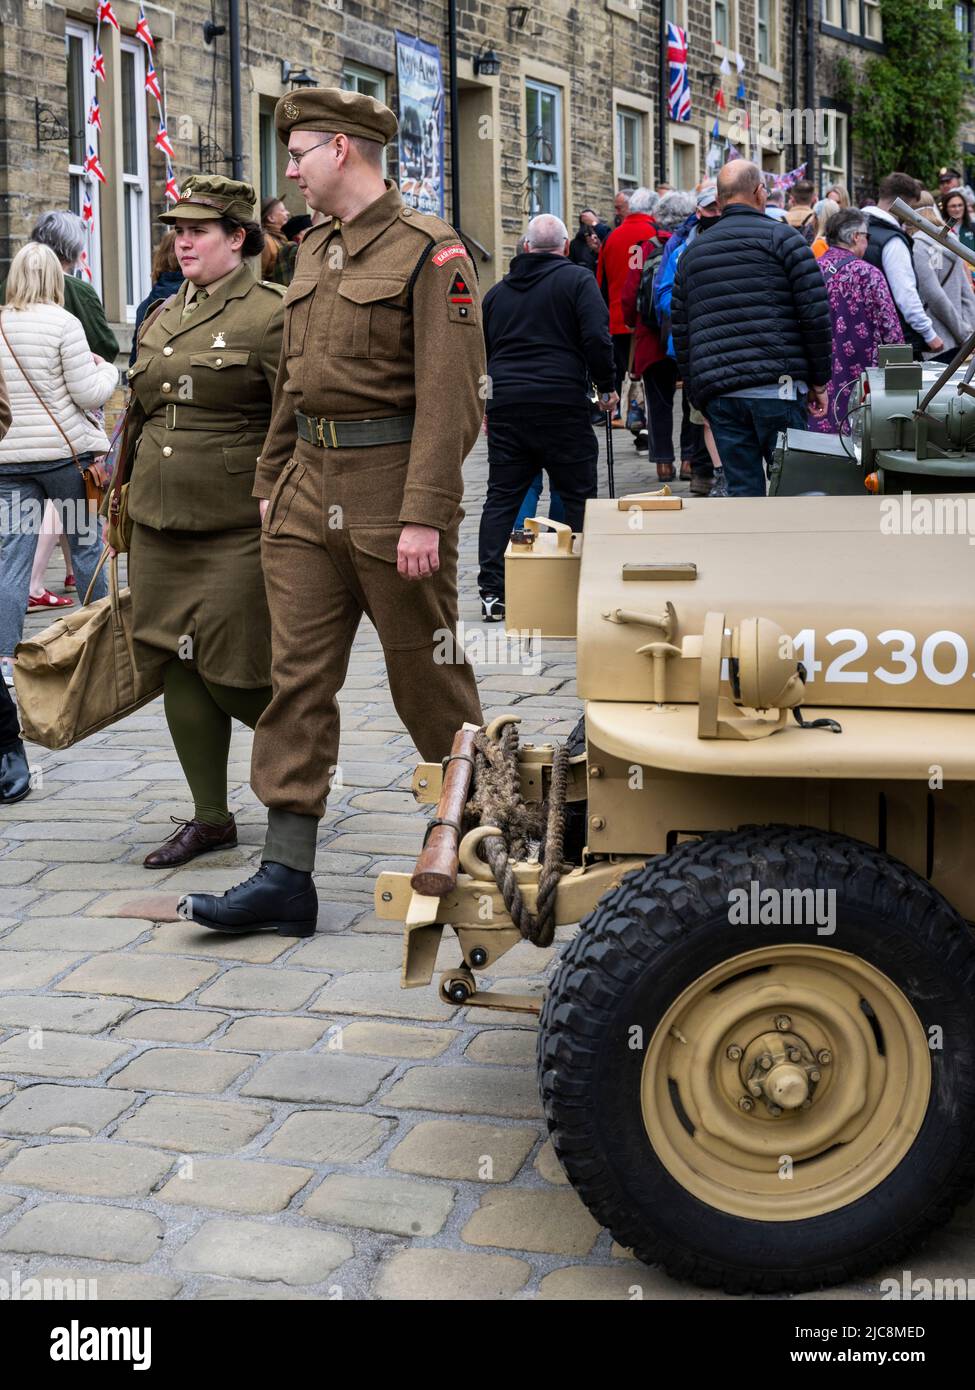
{"left": 790, "top": 628, "right": 972, "bottom": 685}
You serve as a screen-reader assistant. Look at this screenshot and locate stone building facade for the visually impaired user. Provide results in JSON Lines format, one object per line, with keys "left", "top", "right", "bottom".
{"left": 1, "top": 0, "right": 972, "bottom": 345}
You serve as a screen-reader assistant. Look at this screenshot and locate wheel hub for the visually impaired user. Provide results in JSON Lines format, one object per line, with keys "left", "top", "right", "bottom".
{"left": 738, "top": 1028, "right": 823, "bottom": 1115}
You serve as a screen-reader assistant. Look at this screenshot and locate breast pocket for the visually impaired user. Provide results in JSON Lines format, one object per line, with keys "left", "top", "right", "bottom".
{"left": 331, "top": 276, "right": 408, "bottom": 360}
{"left": 283, "top": 278, "right": 318, "bottom": 356}
{"left": 187, "top": 351, "right": 252, "bottom": 371}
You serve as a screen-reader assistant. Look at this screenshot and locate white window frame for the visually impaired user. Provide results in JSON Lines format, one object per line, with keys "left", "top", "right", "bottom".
{"left": 862, "top": 0, "right": 882, "bottom": 40}
{"left": 821, "top": 0, "right": 842, "bottom": 25}
{"left": 65, "top": 20, "right": 102, "bottom": 298}
{"left": 713, "top": 0, "right": 738, "bottom": 55}
{"left": 665, "top": 0, "right": 689, "bottom": 27}
{"left": 616, "top": 107, "right": 644, "bottom": 188}
{"left": 757, "top": 0, "right": 780, "bottom": 72}
{"left": 821, "top": 110, "right": 849, "bottom": 191}
{"left": 525, "top": 79, "right": 563, "bottom": 220}
{"left": 341, "top": 61, "right": 387, "bottom": 103}
{"left": 119, "top": 36, "right": 151, "bottom": 322}
{"left": 669, "top": 127, "right": 700, "bottom": 189}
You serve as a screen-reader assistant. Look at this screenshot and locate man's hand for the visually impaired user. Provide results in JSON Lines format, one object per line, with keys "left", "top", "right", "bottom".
{"left": 927, "top": 335, "right": 945, "bottom": 352}
{"left": 397, "top": 523, "right": 440, "bottom": 581}
{"left": 259, "top": 499, "right": 269, "bottom": 522}
{"left": 100, "top": 520, "right": 116, "bottom": 560}
{"left": 807, "top": 385, "right": 829, "bottom": 419}
{"left": 596, "top": 391, "right": 620, "bottom": 414}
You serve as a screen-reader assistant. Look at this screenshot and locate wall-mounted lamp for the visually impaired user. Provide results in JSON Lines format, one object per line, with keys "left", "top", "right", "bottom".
{"left": 203, "top": 20, "right": 226, "bottom": 43}
{"left": 281, "top": 59, "right": 316, "bottom": 88}
{"left": 473, "top": 46, "right": 502, "bottom": 77}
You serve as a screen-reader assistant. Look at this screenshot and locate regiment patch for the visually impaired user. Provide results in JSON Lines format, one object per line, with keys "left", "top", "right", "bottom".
{"left": 448, "top": 270, "right": 473, "bottom": 304}
{"left": 432, "top": 244, "right": 468, "bottom": 267}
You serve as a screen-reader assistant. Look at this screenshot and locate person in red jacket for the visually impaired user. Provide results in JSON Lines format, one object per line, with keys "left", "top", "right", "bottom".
{"left": 597, "top": 187, "right": 659, "bottom": 419}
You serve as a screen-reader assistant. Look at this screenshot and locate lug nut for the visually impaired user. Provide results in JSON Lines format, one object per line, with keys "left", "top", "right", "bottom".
{"left": 726, "top": 1044, "right": 742, "bottom": 1061}
{"left": 788, "top": 1048, "right": 801, "bottom": 1063}
{"left": 748, "top": 1080, "right": 763, "bottom": 1097}
{"left": 759, "top": 1054, "right": 773, "bottom": 1070}
{"left": 817, "top": 1049, "right": 832, "bottom": 1065}
{"left": 809, "top": 1069, "right": 821, "bottom": 1083}
{"left": 738, "top": 1096, "right": 754, "bottom": 1112}
{"left": 767, "top": 1103, "right": 783, "bottom": 1117}
{"left": 775, "top": 1015, "right": 791, "bottom": 1031}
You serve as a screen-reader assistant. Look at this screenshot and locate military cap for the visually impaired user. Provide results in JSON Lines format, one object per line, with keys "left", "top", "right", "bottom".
{"left": 938, "top": 167, "right": 962, "bottom": 181}
{"left": 160, "top": 174, "right": 258, "bottom": 224}
{"left": 275, "top": 87, "right": 398, "bottom": 146}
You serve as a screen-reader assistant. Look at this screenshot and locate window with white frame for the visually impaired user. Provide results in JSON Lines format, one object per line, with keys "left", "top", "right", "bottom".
{"left": 757, "top": 0, "right": 778, "bottom": 66}
{"left": 672, "top": 139, "right": 698, "bottom": 189}
{"left": 957, "top": 2, "right": 975, "bottom": 70}
{"left": 259, "top": 111, "right": 277, "bottom": 200}
{"left": 65, "top": 21, "right": 102, "bottom": 297}
{"left": 714, "top": 0, "right": 731, "bottom": 46}
{"left": 821, "top": 110, "right": 848, "bottom": 190}
{"left": 821, "top": 0, "right": 842, "bottom": 25}
{"left": 862, "top": 0, "right": 882, "bottom": 38}
{"left": 616, "top": 107, "right": 643, "bottom": 189}
{"left": 341, "top": 62, "right": 387, "bottom": 103}
{"left": 120, "top": 38, "right": 151, "bottom": 320}
{"left": 525, "top": 80, "right": 563, "bottom": 219}
{"left": 665, "top": 0, "right": 688, "bottom": 26}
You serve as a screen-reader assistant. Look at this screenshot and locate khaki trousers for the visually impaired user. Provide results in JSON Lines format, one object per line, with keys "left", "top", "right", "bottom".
{"left": 252, "top": 438, "right": 482, "bottom": 832}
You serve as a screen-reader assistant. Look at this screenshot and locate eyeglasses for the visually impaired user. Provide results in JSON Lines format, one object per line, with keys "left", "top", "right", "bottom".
{"left": 287, "top": 135, "right": 336, "bottom": 169}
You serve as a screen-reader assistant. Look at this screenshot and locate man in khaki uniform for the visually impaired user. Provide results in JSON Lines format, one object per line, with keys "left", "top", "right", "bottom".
{"left": 180, "top": 88, "right": 484, "bottom": 935}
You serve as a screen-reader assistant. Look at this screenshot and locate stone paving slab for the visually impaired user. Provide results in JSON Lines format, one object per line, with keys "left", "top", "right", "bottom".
{"left": 0, "top": 429, "right": 962, "bottom": 1302}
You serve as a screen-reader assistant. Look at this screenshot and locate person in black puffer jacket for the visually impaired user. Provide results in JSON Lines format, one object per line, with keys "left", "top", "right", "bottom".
{"left": 672, "top": 159, "right": 832, "bottom": 496}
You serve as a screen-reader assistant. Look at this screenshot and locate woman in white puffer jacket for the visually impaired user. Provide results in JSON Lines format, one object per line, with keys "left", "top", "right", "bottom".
{"left": 0, "top": 242, "right": 118, "bottom": 674}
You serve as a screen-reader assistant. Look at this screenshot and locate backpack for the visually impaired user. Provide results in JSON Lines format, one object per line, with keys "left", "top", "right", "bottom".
{"left": 635, "top": 236, "right": 666, "bottom": 329}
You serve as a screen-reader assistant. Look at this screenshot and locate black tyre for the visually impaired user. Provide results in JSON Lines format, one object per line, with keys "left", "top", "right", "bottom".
{"left": 538, "top": 826, "right": 975, "bottom": 1293}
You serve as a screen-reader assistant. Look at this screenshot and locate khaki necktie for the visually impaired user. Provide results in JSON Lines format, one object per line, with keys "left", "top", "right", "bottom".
{"left": 181, "top": 286, "right": 210, "bottom": 322}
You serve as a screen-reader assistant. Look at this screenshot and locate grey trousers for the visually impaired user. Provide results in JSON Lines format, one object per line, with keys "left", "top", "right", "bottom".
{"left": 0, "top": 456, "right": 107, "bottom": 655}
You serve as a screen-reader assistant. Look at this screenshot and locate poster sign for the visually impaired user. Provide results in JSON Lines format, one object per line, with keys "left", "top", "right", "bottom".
{"left": 395, "top": 31, "right": 444, "bottom": 217}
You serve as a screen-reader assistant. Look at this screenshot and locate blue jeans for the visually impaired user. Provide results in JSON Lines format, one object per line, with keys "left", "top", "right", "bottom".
{"left": 705, "top": 397, "right": 808, "bottom": 497}
{"left": 515, "top": 472, "right": 566, "bottom": 528}
{"left": 0, "top": 456, "right": 107, "bottom": 654}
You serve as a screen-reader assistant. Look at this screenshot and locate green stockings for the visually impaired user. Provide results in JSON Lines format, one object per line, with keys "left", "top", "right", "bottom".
{"left": 162, "top": 660, "right": 271, "bottom": 826}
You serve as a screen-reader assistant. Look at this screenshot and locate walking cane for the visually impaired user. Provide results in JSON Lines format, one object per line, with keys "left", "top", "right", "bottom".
{"left": 603, "top": 398, "right": 616, "bottom": 498}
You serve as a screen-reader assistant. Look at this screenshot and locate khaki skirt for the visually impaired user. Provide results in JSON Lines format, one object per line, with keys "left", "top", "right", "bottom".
{"left": 129, "top": 522, "right": 271, "bottom": 688}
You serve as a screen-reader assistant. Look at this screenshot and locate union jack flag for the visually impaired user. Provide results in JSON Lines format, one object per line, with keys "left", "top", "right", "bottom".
{"left": 165, "top": 165, "right": 180, "bottom": 203}
{"left": 98, "top": 1, "right": 120, "bottom": 31}
{"left": 84, "top": 145, "right": 107, "bottom": 184}
{"left": 136, "top": 4, "right": 155, "bottom": 48}
{"left": 88, "top": 97, "right": 102, "bottom": 131}
{"left": 145, "top": 58, "right": 162, "bottom": 102}
{"left": 91, "top": 45, "right": 106, "bottom": 82}
{"left": 81, "top": 193, "right": 94, "bottom": 226}
{"left": 667, "top": 22, "right": 691, "bottom": 123}
{"left": 79, "top": 249, "right": 94, "bottom": 283}
{"left": 154, "top": 123, "right": 175, "bottom": 159}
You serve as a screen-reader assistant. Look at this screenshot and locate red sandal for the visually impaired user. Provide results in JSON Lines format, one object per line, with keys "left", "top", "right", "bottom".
{"left": 27, "top": 590, "right": 74, "bottom": 611}
{"left": 64, "top": 573, "right": 76, "bottom": 590}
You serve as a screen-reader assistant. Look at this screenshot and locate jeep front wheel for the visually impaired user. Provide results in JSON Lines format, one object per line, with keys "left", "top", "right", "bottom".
{"left": 538, "top": 827, "right": 975, "bottom": 1293}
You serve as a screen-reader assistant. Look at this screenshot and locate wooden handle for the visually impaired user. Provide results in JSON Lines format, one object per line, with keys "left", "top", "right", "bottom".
{"left": 411, "top": 724, "right": 479, "bottom": 897}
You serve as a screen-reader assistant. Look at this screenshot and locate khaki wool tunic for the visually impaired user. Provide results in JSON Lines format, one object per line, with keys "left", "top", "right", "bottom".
{"left": 125, "top": 265, "right": 284, "bottom": 688}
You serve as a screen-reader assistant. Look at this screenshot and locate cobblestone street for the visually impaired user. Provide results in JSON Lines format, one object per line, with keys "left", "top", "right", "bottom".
{"left": 1, "top": 427, "right": 972, "bottom": 1301}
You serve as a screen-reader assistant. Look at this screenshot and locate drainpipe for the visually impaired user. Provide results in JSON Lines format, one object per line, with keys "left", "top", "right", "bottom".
{"left": 229, "top": 0, "right": 244, "bottom": 180}
{"left": 805, "top": 0, "right": 816, "bottom": 188}
{"left": 790, "top": 0, "right": 799, "bottom": 172}
{"left": 448, "top": 0, "right": 462, "bottom": 231}
{"left": 659, "top": 1, "right": 668, "bottom": 184}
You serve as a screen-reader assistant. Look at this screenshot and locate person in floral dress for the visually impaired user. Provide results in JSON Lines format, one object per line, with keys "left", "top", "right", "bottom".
{"left": 810, "top": 208, "right": 904, "bottom": 434}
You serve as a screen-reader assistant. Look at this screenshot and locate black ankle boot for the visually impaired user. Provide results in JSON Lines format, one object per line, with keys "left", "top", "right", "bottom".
{"left": 177, "top": 862, "right": 317, "bottom": 937}
{"left": 0, "top": 741, "right": 31, "bottom": 804}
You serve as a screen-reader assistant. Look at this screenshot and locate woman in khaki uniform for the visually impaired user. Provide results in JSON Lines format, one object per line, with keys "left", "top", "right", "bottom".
{"left": 124, "top": 175, "right": 284, "bottom": 867}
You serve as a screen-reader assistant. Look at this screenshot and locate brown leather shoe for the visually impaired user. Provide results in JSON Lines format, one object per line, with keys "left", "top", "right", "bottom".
{"left": 144, "top": 816, "right": 238, "bottom": 868}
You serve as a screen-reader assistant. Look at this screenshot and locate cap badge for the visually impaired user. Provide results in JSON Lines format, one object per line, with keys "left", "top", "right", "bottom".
{"left": 211, "top": 332, "right": 226, "bottom": 348}
{"left": 282, "top": 100, "right": 300, "bottom": 120}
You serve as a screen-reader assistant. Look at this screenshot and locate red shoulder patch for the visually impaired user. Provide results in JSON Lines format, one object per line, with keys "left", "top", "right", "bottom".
{"left": 432, "top": 243, "right": 468, "bottom": 267}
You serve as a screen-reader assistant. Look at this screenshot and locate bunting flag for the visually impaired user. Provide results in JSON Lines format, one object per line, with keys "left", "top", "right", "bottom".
{"left": 145, "top": 58, "right": 162, "bottom": 102}
{"left": 719, "top": 54, "right": 731, "bottom": 76}
{"left": 714, "top": 87, "right": 726, "bottom": 110}
{"left": 154, "top": 122, "right": 175, "bottom": 159}
{"left": 711, "top": 116, "right": 720, "bottom": 140}
{"left": 666, "top": 23, "right": 691, "bottom": 123}
{"left": 79, "top": 249, "right": 94, "bottom": 283}
{"left": 735, "top": 51, "right": 745, "bottom": 73}
{"left": 767, "top": 161, "right": 808, "bottom": 191}
{"left": 91, "top": 45, "right": 106, "bottom": 81}
{"left": 165, "top": 166, "right": 180, "bottom": 203}
{"left": 98, "top": 1, "right": 120, "bottom": 31}
{"left": 88, "top": 96, "right": 102, "bottom": 131}
{"left": 736, "top": 78, "right": 746, "bottom": 102}
{"left": 136, "top": 4, "right": 155, "bottom": 48}
{"left": 81, "top": 193, "right": 94, "bottom": 226}
{"left": 84, "top": 145, "right": 107, "bottom": 183}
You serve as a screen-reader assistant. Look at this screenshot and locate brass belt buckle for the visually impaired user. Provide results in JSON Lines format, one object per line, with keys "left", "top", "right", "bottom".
{"left": 315, "top": 416, "right": 328, "bottom": 448}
